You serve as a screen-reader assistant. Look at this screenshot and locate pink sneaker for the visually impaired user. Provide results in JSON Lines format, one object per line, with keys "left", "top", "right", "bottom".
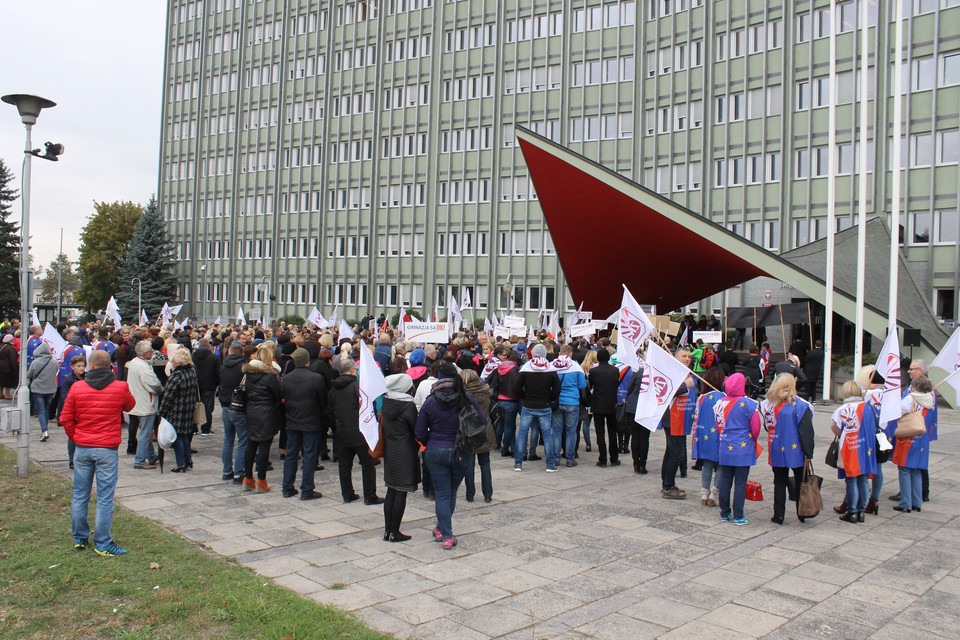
{"left": 442, "top": 536, "right": 457, "bottom": 550}
{"left": 433, "top": 527, "right": 443, "bottom": 542}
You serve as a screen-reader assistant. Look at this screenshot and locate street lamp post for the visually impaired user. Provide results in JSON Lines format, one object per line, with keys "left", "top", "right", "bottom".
{"left": 258, "top": 276, "right": 268, "bottom": 327}
{"left": 199, "top": 264, "right": 207, "bottom": 324}
{"left": 56, "top": 228, "right": 63, "bottom": 323}
{"left": 502, "top": 272, "right": 514, "bottom": 315}
{"left": 2, "top": 93, "right": 57, "bottom": 477}
{"left": 131, "top": 277, "right": 142, "bottom": 325}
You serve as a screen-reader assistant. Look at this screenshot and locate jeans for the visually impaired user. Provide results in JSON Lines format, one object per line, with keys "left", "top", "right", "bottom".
{"left": 338, "top": 444, "right": 377, "bottom": 501}
{"left": 172, "top": 434, "right": 192, "bottom": 469}
{"left": 844, "top": 474, "right": 869, "bottom": 513}
{"left": 424, "top": 447, "right": 470, "bottom": 539}
{"left": 700, "top": 459, "right": 719, "bottom": 492}
{"left": 718, "top": 465, "right": 751, "bottom": 520}
{"left": 499, "top": 400, "right": 519, "bottom": 454}
{"left": 552, "top": 404, "right": 579, "bottom": 462}
{"left": 631, "top": 424, "right": 650, "bottom": 468}
{"left": 200, "top": 389, "right": 216, "bottom": 433}
{"left": 71, "top": 447, "right": 119, "bottom": 547}
{"left": 133, "top": 414, "right": 157, "bottom": 465}
{"left": 593, "top": 413, "right": 618, "bottom": 464}
{"left": 283, "top": 430, "right": 320, "bottom": 495}
{"left": 221, "top": 408, "right": 248, "bottom": 477}
{"left": 33, "top": 393, "right": 54, "bottom": 433}
{"left": 581, "top": 412, "right": 593, "bottom": 448}
{"left": 464, "top": 452, "right": 492, "bottom": 500}
{"left": 516, "top": 407, "right": 553, "bottom": 467}
{"left": 870, "top": 463, "right": 883, "bottom": 500}
{"left": 661, "top": 433, "right": 686, "bottom": 490}
{"left": 67, "top": 438, "right": 76, "bottom": 465}
{"left": 772, "top": 465, "right": 804, "bottom": 520}
{"left": 898, "top": 466, "right": 923, "bottom": 510}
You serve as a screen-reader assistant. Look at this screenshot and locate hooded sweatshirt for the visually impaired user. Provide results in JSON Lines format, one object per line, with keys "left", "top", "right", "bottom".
{"left": 59, "top": 367, "right": 135, "bottom": 448}
{"left": 26, "top": 343, "right": 58, "bottom": 394}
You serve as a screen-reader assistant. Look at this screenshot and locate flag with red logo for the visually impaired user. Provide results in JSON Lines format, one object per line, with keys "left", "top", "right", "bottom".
{"left": 633, "top": 342, "right": 691, "bottom": 431}
{"left": 876, "top": 327, "right": 903, "bottom": 426}
{"left": 616, "top": 284, "right": 656, "bottom": 371}
{"left": 357, "top": 338, "right": 387, "bottom": 450}
{"left": 931, "top": 326, "right": 960, "bottom": 396}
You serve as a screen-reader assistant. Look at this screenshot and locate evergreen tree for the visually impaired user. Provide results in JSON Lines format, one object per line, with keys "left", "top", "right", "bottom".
{"left": 117, "top": 197, "right": 178, "bottom": 320}
{"left": 76, "top": 201, "right": 142, "bottom": 312}
{"left": 38, "top": 253, "right": 80, "bottom": 305}
{"left": 0, "top": 159, "right": 21, "bottom": 318}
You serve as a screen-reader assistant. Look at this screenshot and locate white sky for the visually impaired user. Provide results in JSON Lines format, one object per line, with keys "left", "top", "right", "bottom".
{"left": 0, "top": 1, "right": 166, "bottom": 271}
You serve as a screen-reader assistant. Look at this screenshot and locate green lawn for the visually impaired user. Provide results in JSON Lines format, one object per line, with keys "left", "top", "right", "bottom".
{"left": 0, "top": 445, "right": 392, "bottom": 640}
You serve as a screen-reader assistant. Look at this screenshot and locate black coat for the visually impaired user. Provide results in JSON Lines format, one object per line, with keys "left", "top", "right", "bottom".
{"left": 328, "top": 374, "right": 365, "bottom": 448}
{"left": 803, "top": 348, "right": 824, "bottom": 382}
{"left": 588, "top": 362, "right": 621, "bottom": 414}
{"left": 193, "top": 348, "right": 220, "bottom": 392}
{"left": 380, "top": 397, "right": 420, "bottom": 492}
{"left": 159, "top": 364, "right": 199, "bottom": 435}
{"left": 218, "top": 353, "right": 246, "bottom": 407}
{"left": 243, "top": 361, "right": 281, "bottom": 441}
{"left": 281, "top": 366, "right": 327, "bottom": 432}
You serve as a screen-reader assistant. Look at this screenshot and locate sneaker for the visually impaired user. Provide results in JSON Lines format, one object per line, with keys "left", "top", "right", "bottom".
{"left": 133, "top": 464, "right": 157, "bottom": 470}
{"left": 546, "top": 466, "right": 558, "bottom": 473}
{"left": 527, "top": 454, "right": 541, "bottom": 461}
{"left": 720, "top": 514, "right": 732, "bottom": 522}
{"left": 95, "top": 543, "right": 127, "bottom": 557}
{"left": 433, "top": 527, "right": 443, "bottom": 542}
{"left": 514, "top": 465, "right": 522, "bottom": 472}
{"left": 74, "top": 538, "right": 88, "bottom": 551}
{"left": 442, "top": 536, "right": 457, "bottom": 550}
{"left": 733, "top": 518, "right": 750, "bottom": 526}
{"left": 40, "top": 431, "right": 49, "bottom": 442}
{"left": 200, "top": 431, "right": 213, "bottom": 436}
{"left": 221, "top": 473, "right": 234, "bottom": 481}
{"left": 662, "top": 487, "right": 686, "bottom": 500}
{"left": 565, "top": 460, "right": 578, "bottom": 468}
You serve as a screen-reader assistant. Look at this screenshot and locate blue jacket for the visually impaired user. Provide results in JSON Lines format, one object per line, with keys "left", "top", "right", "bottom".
{"left": 415, "top": 378, "right": 485, "bottom": 450}
{"left": 556, "top": 369, "right": 586, "bottom": 405}
{"left": 374, "top": 343, "right": 392, "bottom": 376}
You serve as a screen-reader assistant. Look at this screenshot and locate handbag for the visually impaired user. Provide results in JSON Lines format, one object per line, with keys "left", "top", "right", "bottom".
{"left": 488, "top": 399, "right": 503, "bottom": 425}
{"left": 745, "top": 481, "right": 764, "bottom": 501}
{"left": 192, "top": 386, "right": 206, "bottom": 425}
{"left": 824, "top": 435, "right": 840, "bottom": 469}
{"left": 229, "top": 375, "right": 247, "bottom": 413}
{"left": 367, "top": 411, "right": 384, "bottom": 458}
{"left": 797, "top": 460, "right": 823, "bottom": 517}
{"left": 894, "top": 410, "right": 926, "bottom": 439}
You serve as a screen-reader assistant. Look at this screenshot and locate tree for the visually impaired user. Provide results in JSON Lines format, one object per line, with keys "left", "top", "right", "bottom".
{"left": 0, "top": 159, "right": 21, "bottom": 318}
{"left": 117, "top": 197, "right": 178, "bottom": 320}
{"left": 38, "top": 253, "right": 80, "bottom": 305}
{"left": 76, "top": 200, "right": 142, "bottom": 312}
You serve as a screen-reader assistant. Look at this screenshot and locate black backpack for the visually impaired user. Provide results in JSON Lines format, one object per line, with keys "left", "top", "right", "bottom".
{"left": 455, "top": 399, "right": 488, "bottom": 454}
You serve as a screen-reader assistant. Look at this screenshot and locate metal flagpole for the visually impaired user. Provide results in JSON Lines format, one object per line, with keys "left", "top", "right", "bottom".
{"left": 823, "top": 0, "right": 838, "bottom": 402}
{"left": 889, "top": 0, "right": 904, "bottom": 329}
{"left": 56, "top": 228, "right": 63, "bottom": 323}
{"left": 853, "top": 0, "right": 870, "bottom": 373}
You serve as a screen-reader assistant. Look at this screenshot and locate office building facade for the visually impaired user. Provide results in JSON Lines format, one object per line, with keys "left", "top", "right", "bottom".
{"left": 158, "top": 0, "right": 960, "bottom": 325}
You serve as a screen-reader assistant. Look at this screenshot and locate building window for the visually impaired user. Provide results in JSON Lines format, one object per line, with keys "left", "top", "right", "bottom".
{"left": 910, "top": 212, "right": 931, "bottom": 245}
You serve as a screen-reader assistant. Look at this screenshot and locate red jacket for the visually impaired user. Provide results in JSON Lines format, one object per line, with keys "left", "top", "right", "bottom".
{"left": 60, "top": 367, "right": 135, "bottom": 448}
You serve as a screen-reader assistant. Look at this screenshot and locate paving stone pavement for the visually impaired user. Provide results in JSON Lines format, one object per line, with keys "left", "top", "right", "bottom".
{"left": 6, "top": 402, "right": 960, "bottom": 639}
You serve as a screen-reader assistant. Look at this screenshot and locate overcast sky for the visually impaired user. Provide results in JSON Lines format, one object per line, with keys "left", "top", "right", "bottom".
{"left": 0, "top": 1, "right": 166, "bottom": 271}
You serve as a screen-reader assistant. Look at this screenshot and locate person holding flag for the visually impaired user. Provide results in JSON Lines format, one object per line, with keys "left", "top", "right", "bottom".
{"left": 892, "top": 359, "right": 938, "bottom": 504}
{"left": 714, "top": 373, "right": 761, "bottom": 524}
{"left": 830, "top": 381, "right": 878, "bottom": 523}
{"left": 658, "top": 348, "right": 697, "bottom": 498}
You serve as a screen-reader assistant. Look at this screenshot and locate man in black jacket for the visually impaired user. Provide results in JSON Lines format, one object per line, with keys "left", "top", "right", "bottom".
{"left": 802, "top": 341, "right": 824, "bottom": 402}
{"left": 515, "top": 344, "right": 560, "bottom": 472}
{"left": 280, "top": 349, "right": 327, "bottom": 500}
{"left": 588, "top": 349, "right": 621, "bottom": 467}
{"left": 328, "top": 358, "right": 383, "bottom": 504}
{"left": 218, "top": 343, "right": 248, "bottom": 483}
{"left": 193, "top": 339, "right": 220, "bottom": 435}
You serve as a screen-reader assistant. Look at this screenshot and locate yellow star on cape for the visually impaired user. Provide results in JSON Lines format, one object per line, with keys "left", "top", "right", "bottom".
{"left": 728, "top": 445, "right": 734, "bottom": 451}
{"left": 740, "top": 441, "right": 747, "bottom": 447}
{"left": 739, "top": 401, "right": 745, "bottom": 407}
{"left": 711, "top": 427, "right": 716, "bottom": 432}
{"left": 867, "top": 448, "right": 873, "bottom": 456}
{"left": 704, "top": 435, "right": 709, "bottom": 440}
{"left": 791, "top": 443, "right": 798, "bottom": 449}
{"left": 780, "top": 446, "right": 785, "bottom": 452}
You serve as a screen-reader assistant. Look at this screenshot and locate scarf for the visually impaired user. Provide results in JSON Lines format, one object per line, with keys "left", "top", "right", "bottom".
{"left": 480, "top": 356, "right": 501, "bottom": 381}
{"left": 520, "top": 356, "right": 551, "bottom": 373}
{"left": 550, "top": 355, "right": 577, "bottom": 373}
{"left": 385, "top": 390, "right": 414, "bottom": 402}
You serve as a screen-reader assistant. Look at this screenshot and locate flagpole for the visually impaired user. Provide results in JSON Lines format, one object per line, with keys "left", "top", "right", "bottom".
{"left": 932, "top": 370, "right": 960, "bottom": 393}
{"left": 853, "top": 0, "right": 870, "bottom": 373}
{"left": 889, "top": 0, "right": 904, "bottom": 329}
{"left": 650, "top": 326, "right": 720, "bottom": 393}
{"left": 823, "top": 0, "right": 838, "bottom": 402}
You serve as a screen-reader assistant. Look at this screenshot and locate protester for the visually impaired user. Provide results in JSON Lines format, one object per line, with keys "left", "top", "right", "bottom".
{"left": 241, "top": 346, "right": 283, "bottom": 492}
{"left": 893, "top": 360, "right": 938, "bottom": 504}
{"left": 218, "top": 343, "right": 248, "bottom": 483}
{"left": 551, "top": 345, "right": 586, "bottom": 467}
{"left": 515, "top": 344, "right": 560, "bottom": 472}
{"left": 487, "top": 346, "right": 520, "bottom": 458}
{"left": 660, "top": 348, "right": 696, "bottom": 498}
{"left": 588, "top": 349, "right": 620, "bottom": 468}
{"left": 893, "top": 374, "right": 935, "bottom": 513}
{"left": 193, "top": 338, "right": 220, "bottom": 436}
{"left": 126, "top": 340, "right": 163, "bottom": 470}
{"left": 579, "top": 350, "right": 598, "bottom": 453}
{"left": 830, "top": 381, "right": 876, "bottom": 523}
{"left": 60, "top": 350, "right": 135, "bottom": 556}
{"left": 692, "top": 366, "right": 726, "bottom": 505}
{"left": 329, "top": 358, "right": 383, "bottom": 504}
{"left": 715, "top": 372, "right": 761, "bottom": 524}
{"left": 279, "top": 348, "right": 326, "bottom": 500}
{"left": 461, "top": 369, "right": 495, "bottom": 502}
{"left": 61, "top": 355, "right": 87, "bottom": 468}
{"left": 415, "top": 364, "right": 485, "bottom": 549}
{"left": 802, "top": 341, "right": 824, "bottom": 402}
{"left": 760, "top": 373, "right": 814, "bottom": 524}
{"left": 0, "top": 333, "right": 18, "bottom": 400}
{"left": 26, "top": 343, "right": 58, "bottom": 442}
{"left": 158, "top": 347, "right": 200, "bottom": 473}
{"left": 381, "top": 373, "right": 420, "bottom": 541}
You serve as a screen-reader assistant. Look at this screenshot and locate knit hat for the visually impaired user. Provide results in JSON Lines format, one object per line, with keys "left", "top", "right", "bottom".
{"left": 282, "top": 341, "right": 298, "bottom": 355}
{"left": 291, "top": 348, "right": 309, "bottom": 367}
{"left": 1, "top": 334, "right": 12, "bottom": 343}
{"left": 384, "top": 373, "right": 413, "bottom": 394}
{"left": 409, "top": 348, "right": 426, "bottom": 366}
{"left": 438, "top": 363, "right": 459, "bottom": 379}
{"left": 531, "top": 343, "right": 547, "bottom": 359}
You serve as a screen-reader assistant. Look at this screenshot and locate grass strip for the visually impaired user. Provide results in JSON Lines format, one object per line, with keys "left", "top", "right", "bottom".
{"left": 0, "top": 445, "right": 391, "bottom": 640}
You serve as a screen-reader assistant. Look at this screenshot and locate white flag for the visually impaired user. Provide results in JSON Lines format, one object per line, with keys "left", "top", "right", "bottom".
{"left": 571, "top": 301, "right": 584, "bottom": 327}
{"left": 30, "top": 309, "right": 40, "bottom": 327}
{"left": 450, "top": 296, "right": 462, "bottom": 327}
{"left": 181, "top": 317, "right": 189, "bottom": 327}
{"left": 173, "top": 319, "right": 183, "bottom": 332}
{"left": 616, "top": 285, "right": 656, "bottom": 371}
{"left": 528, "top": 325, "right": 536, "bottom": 343}
{"left": 169, "top": 304, "right": 184, "bottom": 316}
{"left": 214, "top": 315, "right": 221, "bottom": 326}
{"left": 461, "top": 289, "right": 472, "bottom": 310}
{"left": 159, "top": 302, "right": 171, "bottom": 326}
{"left": 397, "top": 308, "right": 408, "bottom": 336}
{"left": 540, "top": 312, "right": 550, "bottom": 332}
{"left": 105, "top": 296, "right": 122, "bottom": 327}
{"left": 139, "top": 309, "right": 148, "bottom": 326}
{"left": 339, "top": 319, "right": 354, "bottom": 337}
{"left": 447, "top": 308, "right": 455, "bottom": 339}
{"left": 328, "top": 305, "right": 338, "bottom": 327}
{"left": 237, "top": 306, "right": 246, "bottom": 326}
{"left": 41, "top": 323, "right": 68, "bottom": 361}
{"left": 483, "top": 316, "right": 493, "bottom": 334}
{"left": 549, "top": 310, "right": 560, "bottom": 338}
{"left": 357, "top": 339, "right": 387, "bottom": 451}
{"left": 876, "top": 327, "right": 903, "bottom": 426}
{"left": 678, "top": 325, "right": 689, "bottom": 347}
{"left": 931, "top": 327, "right": 960, "bottom": 379}
{"left": 307, "top": 306, "right": 325, "bottom": 327}
{"left": 634, "top": 342, "right": 693, "bottom": 431}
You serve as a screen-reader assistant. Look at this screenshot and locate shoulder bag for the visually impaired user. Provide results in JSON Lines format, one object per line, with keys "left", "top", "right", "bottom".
{"left": 229, "top": 375, "right": 247, "bottom": 413}
{"left": 193, "top": 385, "right": 207, "bottom": 425}
{"left": 824, "top": 435, "right": 840, "bottom": 469}
{"left": 894, "top": 410, "right": 926, "bottom": 439}
{"left": 797, "top": 459, "right": 823, "bottom": 518}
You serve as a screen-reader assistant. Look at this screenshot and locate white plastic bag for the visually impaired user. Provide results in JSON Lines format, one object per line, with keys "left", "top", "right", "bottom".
{"left": 157, "top": 417, "right": 177, "bottom": 449}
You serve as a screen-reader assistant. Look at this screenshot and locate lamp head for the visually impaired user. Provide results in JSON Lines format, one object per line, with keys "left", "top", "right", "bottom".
{"left": 1, "top": 94, "right": 57, "bottom": 125}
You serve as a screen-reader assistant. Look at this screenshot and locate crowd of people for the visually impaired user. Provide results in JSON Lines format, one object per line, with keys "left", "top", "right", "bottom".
{"left": 0, "top": 312, "right": 939, "bottom": 553}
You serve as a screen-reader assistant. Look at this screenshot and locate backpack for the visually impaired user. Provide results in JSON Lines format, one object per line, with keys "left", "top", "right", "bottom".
{"left": 455, "top": 398, "right": 488, "bottom": 454}
{"left": 229, "top": 375, "right": 247, "bottom": 413}
{"left": 699, "top": 348, "right": 716, "bottom": 369}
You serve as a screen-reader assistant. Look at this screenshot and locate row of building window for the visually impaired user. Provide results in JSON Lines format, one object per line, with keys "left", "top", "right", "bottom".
{"left": 438, "top": 180, "right": 491, "bottom": 204}
{"left": 383, "top": 35, "right": 432, "bottom": 62}
{"left": 646, "top": 0, "right": 704, "bottom": 20}
{"left": 645, "top": 41, "right": 703, "bottom": 76}
{"left": 334, "top": 45, "right": 377, "bottom": 71}
{"left": 572, "top": 57, "right": 635, "bottom": 85}
{"left": 443, "top": 24, "right": 498, "bottom": 51}
{"left": 714, "top": 21, "right": 782, "bottom": 62}
{"left": 570, "top": 114, "right": 634, "bottom": 141}
{"left": 645, "top": 100, "right": 704, "bottom": 134}
{"left": 574, "top": 1, "right": 637, "bottom": 32}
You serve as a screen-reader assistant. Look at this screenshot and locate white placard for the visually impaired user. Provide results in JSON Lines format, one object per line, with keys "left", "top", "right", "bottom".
{"left": 503, "top": 315, "right": 526, "bottom": 329}
{"left": 404, "top": 322, "right": 449, "bottom": 344}
{"left": 570, "top": 322, "right": 596, "bottom": 337}
{"left": 494, "top": 326, "right": 512, "bottom": 338}
{"left": 249, "top": 309, "right": 262, "bottom": 322}
{"left": 510, "top": 326, "right": 528, "bottom": 338}
{"left": 692, "top": 331, "right": 723, "bottom": 344}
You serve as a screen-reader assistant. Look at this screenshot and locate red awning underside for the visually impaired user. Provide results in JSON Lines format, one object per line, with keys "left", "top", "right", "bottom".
{"left": 519, "top": 138, "right": 769, "bottom": 314}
